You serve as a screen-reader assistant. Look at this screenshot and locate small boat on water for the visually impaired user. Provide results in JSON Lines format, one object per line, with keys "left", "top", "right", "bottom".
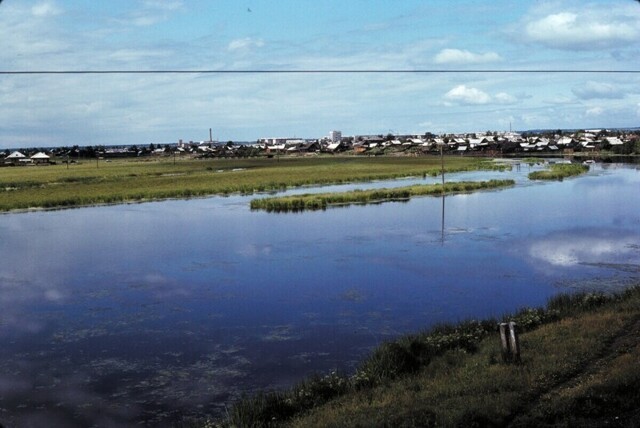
{"left": 583, "top": 159, "right": 596, "bottom": 165}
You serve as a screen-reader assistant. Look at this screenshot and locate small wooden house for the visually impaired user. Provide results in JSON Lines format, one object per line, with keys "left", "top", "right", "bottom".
{"left": 31, "top": 152, "right": 51, "bottom": 164}
{"left": 5, "top": 151, "right": 28, "bottom": 165}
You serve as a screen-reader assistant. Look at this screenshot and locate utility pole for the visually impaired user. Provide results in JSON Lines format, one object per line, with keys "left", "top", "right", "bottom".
{"left": 440, "top": 143, "right": 445, "bottom": 188}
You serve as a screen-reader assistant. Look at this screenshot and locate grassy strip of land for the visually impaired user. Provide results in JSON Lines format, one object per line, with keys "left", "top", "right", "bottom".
{"left": 528, "top": 163, "right": 589, "bottom": 180}
{"left": 0, "top": 157, "right": 508, "bottom": 212}
{"left": 212, "top": 286, "right": 640, "bottom": 427}
{"left": 250, "top": 179, "right": 515, "bottom": 212}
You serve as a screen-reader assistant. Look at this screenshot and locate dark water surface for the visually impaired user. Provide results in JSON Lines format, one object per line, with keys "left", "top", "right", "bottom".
{"left": 1, "top": 162, "right": 639, "bottom": 426}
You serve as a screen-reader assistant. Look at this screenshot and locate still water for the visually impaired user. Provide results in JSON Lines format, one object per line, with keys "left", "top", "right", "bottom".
{"left": 1, "top": 162, "right": 639, "bottom": 426}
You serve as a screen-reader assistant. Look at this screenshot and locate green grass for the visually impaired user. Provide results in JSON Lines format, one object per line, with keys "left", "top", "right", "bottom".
{"left": 212, "top": 287, "right": 640, "bottom": 427}
{"left": 528, "top": 163, "right": 589, "bottom": 180}
{"left": 0, "top": 156, "right": 505, "bottom": 212}
{"left": 250, "top": 180, "right": 515, "bottom": 212}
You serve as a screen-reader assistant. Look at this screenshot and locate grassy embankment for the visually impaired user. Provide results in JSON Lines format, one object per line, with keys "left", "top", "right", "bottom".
{"left": 250, "top": 180, "right": 515, "bottom": 212}
{"left": 0, "top": 157, "right": 506, "bottom": 212}
{"left": 215, "top": 287, "right": 640, "bottom": 427}
{"left": 528, "top": 163, "right": 589, "bottom": 180}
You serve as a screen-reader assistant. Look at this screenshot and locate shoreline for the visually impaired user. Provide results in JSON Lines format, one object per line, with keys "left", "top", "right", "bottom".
{"left": 0, "top": 157, "right": 508, "bottom": 213}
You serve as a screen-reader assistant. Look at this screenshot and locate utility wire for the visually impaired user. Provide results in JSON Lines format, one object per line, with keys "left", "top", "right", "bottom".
{"left": 1, "top": 69, "right": 640, "bottom": 75}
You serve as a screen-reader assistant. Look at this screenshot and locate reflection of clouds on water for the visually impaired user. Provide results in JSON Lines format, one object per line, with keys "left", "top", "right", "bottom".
{"left": 0, "top": 273, "right": 66, "bottom": 334}
{"left": 236, "top": 243, "right": 273, "bottom": 258}
{"left": 528, "top": 229, "right": 640, "bottom": 267}
{"left": 261, "top": 324, "right": 300, "bottom": 342}
{"left": 128, "top": 272, "right": 191, "bottom": 299}
{"left": 340, "top": 289, "right": 366, "bottom": 302}
{"left": 0, "top": 341, "right": 253, "bottom": 426}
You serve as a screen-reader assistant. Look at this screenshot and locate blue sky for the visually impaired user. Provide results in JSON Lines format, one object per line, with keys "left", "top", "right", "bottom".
{"left": 1, "top": 0, "right": 639, "bottom": 148}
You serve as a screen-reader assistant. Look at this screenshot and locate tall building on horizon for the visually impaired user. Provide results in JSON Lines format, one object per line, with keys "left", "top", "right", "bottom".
{"left": 329, "top": 130, "right": 342, "bottom": 142}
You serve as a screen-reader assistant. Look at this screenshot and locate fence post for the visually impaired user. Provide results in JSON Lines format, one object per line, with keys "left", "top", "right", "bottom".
{"left": 499, "top": 323, "right": 510, "bottom": 362}
{"left": 499, "top": 322, "right": 521, "bottom": 363}
{"left": 508, "top": 322, "right": 521, "bottom": 363}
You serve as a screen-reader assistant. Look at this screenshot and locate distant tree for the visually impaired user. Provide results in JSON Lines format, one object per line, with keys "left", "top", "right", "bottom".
{"left": 149, "top": 143, "right": 156, "bottom": 151}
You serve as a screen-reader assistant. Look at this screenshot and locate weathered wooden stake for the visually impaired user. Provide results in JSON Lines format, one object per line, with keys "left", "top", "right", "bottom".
{"left": 499, "top": 323, "right": 510, "bottom": 362}
{"left": 508, "top": 321, "right": 521, "bottom": 363}
{"left": 499, "top": 322, "right": 521, "bottom": 363}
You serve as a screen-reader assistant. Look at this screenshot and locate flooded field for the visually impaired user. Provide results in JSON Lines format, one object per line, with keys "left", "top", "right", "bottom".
{"left": 0, "top": 162, "right": 639, "bottom": 426}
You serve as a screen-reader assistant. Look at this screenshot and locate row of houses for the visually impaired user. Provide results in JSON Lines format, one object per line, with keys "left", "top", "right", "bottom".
{"left": 3, "top": 130, "right": 638, "bottom": 163}
{"left": 254, "top": 131, "right": 637, "bottom": 155}
{"left": 1, "top": 151, "right": 52, "bottom": 166}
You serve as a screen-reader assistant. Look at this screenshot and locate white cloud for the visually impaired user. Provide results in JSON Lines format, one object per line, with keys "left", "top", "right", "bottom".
{"left": 434, "top": 49, "right": 501, "bottom": 64}
{"left": 586, "top": 107, "right": 604, "bottom": 117}
{"left": 523, "top": 11, "right": 639, "bottom": 50}
{"left": 124, "top": 0, "right": 184, "bottom": 27}
{"left": 444, "top": 85, "right": 517, "bottom": 106}
{"left": 494, "top": 92, "right": 518, "bottom": 104}
{"left": 31, "top": 1, "right": 62, "bottom": 17}
{"left": 572, "top": 81, "right": 624, "bottom": 100}
{"left": 143, "top": 0, "right": 183, "bottom": 12}
{"left": 444, "top": 85, "right": 491, "bottom": 105}
{"left": 228, "top": 37, "right": 265, "bottom": 52}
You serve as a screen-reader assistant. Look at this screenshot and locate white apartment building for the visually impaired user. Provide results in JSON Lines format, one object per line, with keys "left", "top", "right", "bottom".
{"left": 329, "top": 130, "right": 342, "bottom": 142}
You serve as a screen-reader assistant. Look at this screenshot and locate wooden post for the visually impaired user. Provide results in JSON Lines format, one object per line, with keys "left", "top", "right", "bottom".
{"left": 499, "top": 323, "right": 510, "bottom": 362}
{"left": 508, "top": 322, "right": 521, "bottom": 363}
{"left": 499, "top": 322, "right": 521, "bottom": 363}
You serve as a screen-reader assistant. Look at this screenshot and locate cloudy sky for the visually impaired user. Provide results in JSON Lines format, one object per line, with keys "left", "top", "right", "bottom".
{"left": 1, "top": 0, "right": 639, "bottom": 148}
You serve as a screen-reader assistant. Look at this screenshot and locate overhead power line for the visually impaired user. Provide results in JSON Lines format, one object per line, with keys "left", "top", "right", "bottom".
{"left": 1, "top": 69, "right": 640, "bottom": 75}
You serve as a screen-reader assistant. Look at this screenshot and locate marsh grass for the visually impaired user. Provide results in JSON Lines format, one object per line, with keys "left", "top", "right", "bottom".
{"left": 250, "top": 180, "right": 515, "bottom": 212}
{"left": 217, "top": 288, "right": 640, "bottom": 427}
{"left": 528, "top": 163, "right": 589, "bottom": 180}
{"left": 0, "top": 157, "right": 503, "bottom": 211}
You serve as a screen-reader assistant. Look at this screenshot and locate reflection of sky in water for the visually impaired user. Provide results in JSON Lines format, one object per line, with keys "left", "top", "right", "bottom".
{"left": 528, "top": 229, "right": 640, "bottom": 267}
{"left": 0, "top": 163, "right": 638, "bottom": 425}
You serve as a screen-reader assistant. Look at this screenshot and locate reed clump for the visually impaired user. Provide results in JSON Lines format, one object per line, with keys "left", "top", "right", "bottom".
{"left": 250, "top": 180, "right": 515, "bottom": 212}
{"left": 528, "top": 163, "right": 589, "bottom": 180}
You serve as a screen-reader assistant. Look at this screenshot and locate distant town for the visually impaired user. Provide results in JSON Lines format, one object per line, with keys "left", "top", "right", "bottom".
{"left": 2, "top": 128, "right": 639, "bottom": 166}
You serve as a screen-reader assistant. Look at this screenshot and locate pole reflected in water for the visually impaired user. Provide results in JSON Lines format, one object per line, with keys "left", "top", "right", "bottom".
{"left": 441, "top": 193, "right": 445, "bottom": 244}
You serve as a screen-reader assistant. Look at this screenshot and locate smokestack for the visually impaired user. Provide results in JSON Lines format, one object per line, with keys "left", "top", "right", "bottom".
{"left": 209, "top": 128, "right": 213, "bottom": 143}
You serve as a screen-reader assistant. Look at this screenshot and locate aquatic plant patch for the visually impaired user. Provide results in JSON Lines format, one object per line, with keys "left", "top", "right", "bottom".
{"left": 249, "top": 180, "right": 516, "bottom": 212}
{"left": 528, "top": 163, "right": 589, "bottom": 180}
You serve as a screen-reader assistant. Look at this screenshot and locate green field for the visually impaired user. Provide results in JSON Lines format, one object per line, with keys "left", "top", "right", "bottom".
{"left": 0, "top": 156, "right": 505, "bottom": 212}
